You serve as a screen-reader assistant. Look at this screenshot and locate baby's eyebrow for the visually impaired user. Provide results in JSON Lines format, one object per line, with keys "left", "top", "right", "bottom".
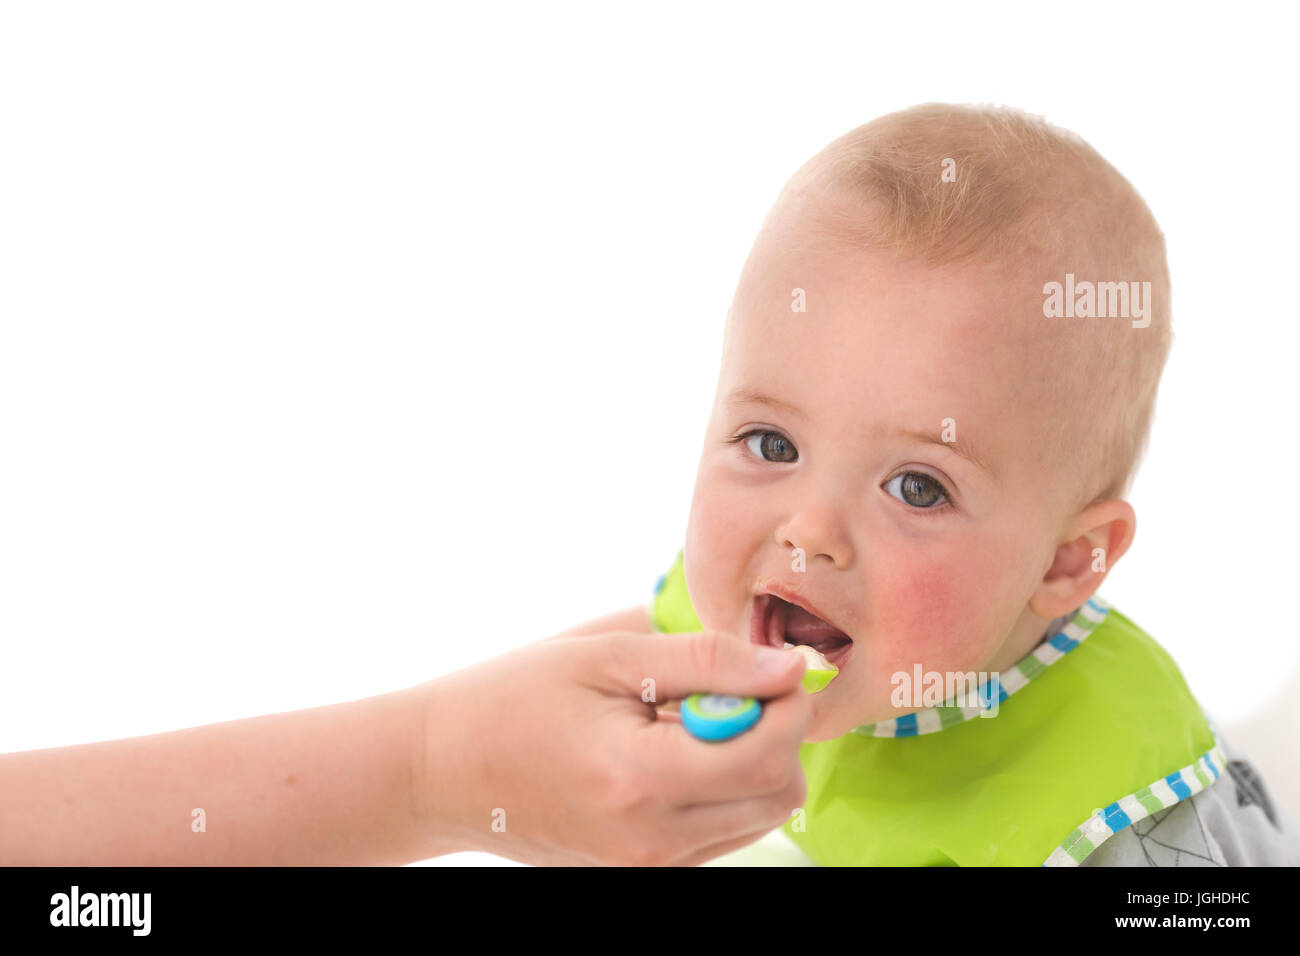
{"left": 887, "top": 425, "right": 995, "bottom": 478}
{"left": 723, "top": 389, "right": 809, "bottom": 421}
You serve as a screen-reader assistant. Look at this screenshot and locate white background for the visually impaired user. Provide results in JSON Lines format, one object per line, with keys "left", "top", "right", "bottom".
{"left": 2, "top": 1, "right": 1297, "bottom": 865}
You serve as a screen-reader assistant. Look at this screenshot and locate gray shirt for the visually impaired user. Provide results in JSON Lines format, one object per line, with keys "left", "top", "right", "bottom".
{"left": 1081, "top": 725, "right": 1300, "bottom": 866}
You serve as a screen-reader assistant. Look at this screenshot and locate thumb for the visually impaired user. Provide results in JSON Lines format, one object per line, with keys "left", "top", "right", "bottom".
{"left": 603, "top": 631, "right": 806, "bottom": 702}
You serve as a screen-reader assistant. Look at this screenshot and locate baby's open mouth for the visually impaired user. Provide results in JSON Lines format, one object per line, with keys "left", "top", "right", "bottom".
{"left": 750, "top": 592, "right": 854, "bottom": 667}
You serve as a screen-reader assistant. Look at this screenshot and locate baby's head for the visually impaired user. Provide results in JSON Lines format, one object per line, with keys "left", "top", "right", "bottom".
{"left": 683, "top": 103, "right": 1172, "bottom": 741}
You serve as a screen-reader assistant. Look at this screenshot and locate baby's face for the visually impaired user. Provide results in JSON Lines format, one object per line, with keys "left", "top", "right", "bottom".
{"left": 685, "top": 209, "right": 1080, "bottom": 741}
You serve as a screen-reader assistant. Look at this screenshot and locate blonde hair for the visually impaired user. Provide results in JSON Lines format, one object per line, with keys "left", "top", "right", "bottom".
{"left": 773, "top": 103, "right": 1172, "bottom": 512}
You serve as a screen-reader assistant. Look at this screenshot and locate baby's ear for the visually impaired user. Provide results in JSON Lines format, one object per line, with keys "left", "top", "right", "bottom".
{"left": 1029, "top": 499, "right": 1136, "bottom": 619}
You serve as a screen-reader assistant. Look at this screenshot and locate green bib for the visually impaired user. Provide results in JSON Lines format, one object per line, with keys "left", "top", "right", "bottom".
{"left": 650, "top": 550, "right": 1225, "bottom": 866}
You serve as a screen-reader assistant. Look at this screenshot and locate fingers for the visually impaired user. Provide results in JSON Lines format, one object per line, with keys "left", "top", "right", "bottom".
{"left": 642, "top": 682, "right": 811, "bottom": 804}
{"left": 597, "top": 774, "right": 805, "bottom": 868}
{"left": 673, "top": 826, "right": 791, "bottom": 867}
{"left": 668, "top": 775, "right": 806, "bottom": 865}
{"left": 587, "top": 630, "right": 808, "bottom": 703}
{"left": 528, "top": 629, "right": 814, "bottom": 868}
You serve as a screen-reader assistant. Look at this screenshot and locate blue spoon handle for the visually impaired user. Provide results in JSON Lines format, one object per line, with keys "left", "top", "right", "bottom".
{"left": 680, "top": 693, "right": 763, "bottom": 741}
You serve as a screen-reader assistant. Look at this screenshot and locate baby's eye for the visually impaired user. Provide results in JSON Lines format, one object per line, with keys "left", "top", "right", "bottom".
{"left": 741, "top": 430, "right": 798, "bottom": 463}
{"left": 884, "top": 472, "right": 949, "bottom": 509}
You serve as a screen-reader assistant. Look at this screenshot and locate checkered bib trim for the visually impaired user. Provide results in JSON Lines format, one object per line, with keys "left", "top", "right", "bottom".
{"left": 853, "top": 597, "right": 1111, "bottom": 738}
{"left": 1042, "top": 722, "right": 1228, "bottom": 866}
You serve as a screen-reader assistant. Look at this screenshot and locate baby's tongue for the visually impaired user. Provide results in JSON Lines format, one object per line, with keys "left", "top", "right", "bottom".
{"left": 784, "top": 603, "right": 848, "bottom": 645}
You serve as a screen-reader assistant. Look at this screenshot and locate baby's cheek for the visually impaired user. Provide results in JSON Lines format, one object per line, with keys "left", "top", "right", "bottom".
{"left": 683, "top": 526, "right": 730, "bottom": 633}
{"left": 869, "top": 549, "right": 1002, "bottom": 676}
{"left": 684, "top": 465, "right": 753, "bottom": 636}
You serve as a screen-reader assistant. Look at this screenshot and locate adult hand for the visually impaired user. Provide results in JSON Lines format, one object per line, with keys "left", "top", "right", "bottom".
{"left": 415, "top": 631, "right": 810, "bottom": 866}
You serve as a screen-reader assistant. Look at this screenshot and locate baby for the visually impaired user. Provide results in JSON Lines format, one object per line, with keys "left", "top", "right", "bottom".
{"left": 640, "top": 103, "right": 1300, "bottom": 866}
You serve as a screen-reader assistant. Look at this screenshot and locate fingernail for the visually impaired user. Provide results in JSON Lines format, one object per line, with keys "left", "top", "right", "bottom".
{"left": 757, "top": 646, "right": 798, "bottom": 676}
